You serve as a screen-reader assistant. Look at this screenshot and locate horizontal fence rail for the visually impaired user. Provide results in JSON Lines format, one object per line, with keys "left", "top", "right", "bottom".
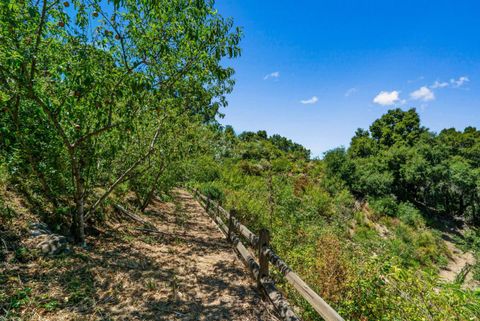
{"left": 191, "top": 189, "right": 344, "bottom": 321}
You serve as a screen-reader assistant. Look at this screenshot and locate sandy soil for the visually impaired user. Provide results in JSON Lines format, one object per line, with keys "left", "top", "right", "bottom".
{"left": 439, "top": 238, "right": 477, "bottom": 289}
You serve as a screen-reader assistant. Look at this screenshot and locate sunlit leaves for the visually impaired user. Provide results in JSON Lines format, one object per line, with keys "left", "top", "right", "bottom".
{"left": 0, "top": 0, "right": 241, "bottom": 238}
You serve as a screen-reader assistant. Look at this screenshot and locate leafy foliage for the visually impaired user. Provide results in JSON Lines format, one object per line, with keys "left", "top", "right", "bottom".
{"left": 191, "top": 118, "right": 480, "bottom": 320}
{"left": 326, "top": 108, "right": 480, "bottom": 224}
{"left": 0, "top": 0, "right": 241, "bottom": 242}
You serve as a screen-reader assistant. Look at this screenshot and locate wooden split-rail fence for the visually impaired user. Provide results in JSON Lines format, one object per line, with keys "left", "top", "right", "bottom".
{"left": 191, "top": 189, "right": 344, "bottom": 321}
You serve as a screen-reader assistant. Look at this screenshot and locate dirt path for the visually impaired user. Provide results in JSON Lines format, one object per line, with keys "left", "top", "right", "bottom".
{"left": 439, "top": 238, "right": 477, "bottom": 289}
{"left": 2, "top": 189, "right": 278, "bottom": 320}
{"left": 116, "top": 188, "right": 278, "bottom": 320}
{"left": 97, "top": 188, "right": 279, "bottom": 321}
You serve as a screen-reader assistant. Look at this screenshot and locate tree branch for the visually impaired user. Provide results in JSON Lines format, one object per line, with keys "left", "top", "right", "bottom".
{"left": 29, "top": 0, "right": 48, "bottom": 85}
{"left": 28, "top": 91, "right": 72, "bottom": 151}
{"left": 85, "top": 117, "right": 165, "bottom": 217}
{"left": 72, "top": 122, "right": 120, "bottom": 148}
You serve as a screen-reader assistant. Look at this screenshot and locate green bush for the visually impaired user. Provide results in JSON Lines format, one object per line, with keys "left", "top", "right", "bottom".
{"left": 271, "top": 157, "right": 292, "bottom": 173}
{"left": 189, "top": 156, "right": 221, "bottom": 183}
{"left": 460, "top": 229, "right": 480, "bottom": 281}
{"left": 369, "top": 195, "right": 398, "bottom": 218}
{"left": 302, "top": 185, "right": 334, "bottom": 218}
{"left": 398, "top": 202, "right": 425, "bottom": 227}
{"left": 200, "top": 184, "right": 224, "bottom": 202}
{"left": 238, "top": 160, "right": 263, "bottom": 176}
{"left": 13, "top": 247, "right": 38, "bottom": 263}
{"left": 462, "top": 228, "right": 480, "bottom": 251}
{"left": 0, "top": 161, "right": 8, "bottom": 187}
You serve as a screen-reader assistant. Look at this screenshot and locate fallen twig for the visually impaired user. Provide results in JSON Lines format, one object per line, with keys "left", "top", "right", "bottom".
{"left": 113, "top": 204, "right": 157, "bottom": 230}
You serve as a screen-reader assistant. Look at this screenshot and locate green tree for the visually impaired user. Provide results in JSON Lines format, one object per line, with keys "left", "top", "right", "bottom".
{"left": 369, "top": 108, "right": 425, "bottom": 147}
{"left": 0, "top": 0, "right": 241, "bottom": 243}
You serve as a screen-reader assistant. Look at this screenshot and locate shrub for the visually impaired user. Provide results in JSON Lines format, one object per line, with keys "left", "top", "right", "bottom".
{"left": 0, "top": 161, "right": 8, "bottom": 187}
{"left": 398, "top": 201, "right": 425, "bottom": 227}
{"left": 238, "top": 160, "right": 264, "bottom": 176}
{"left": 413, "top": 230, "right": 444, "bottom": 266}
{"left": 332, "top": 189, "right": 355, "bottom": 218}
{"left": 369, "top": 195, "right": 398, "bottom": 218}
{"left": 302, "top": 185, "right": 334, "bottom": 219}
{"left": 271, "top": 157, "right": 292, "bottom": 173}
{"left": 189, "top": 156, "right": 221, "bottom": 182}
{"left": 199, "top": 184, "right": 224, "bottom": 202}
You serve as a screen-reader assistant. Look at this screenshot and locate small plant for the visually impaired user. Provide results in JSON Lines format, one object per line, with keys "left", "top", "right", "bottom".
{"left": 473, "top": 260, "right": 480, "bottom": 281}
{"left": 42, "top": 298, "right": 60, "bottom": 312}
{"left": 0, "top": 199, "right": 15, "bottom": 226}
{"left": 9, "top": 287, "right": 31, "bottom": 309}
{"left": 13, "top": 247, "right": 36, "bottom": 263}
{"left": 144, "top": 278, "right": 157, "bottom": 291}
{"left": 454, "top": 264, "right": 472, "bottom": 285}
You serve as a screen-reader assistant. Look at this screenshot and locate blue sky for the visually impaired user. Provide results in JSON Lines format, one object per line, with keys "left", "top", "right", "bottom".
{"left": 215, "top": 0, "right": 480, "bottom": 157}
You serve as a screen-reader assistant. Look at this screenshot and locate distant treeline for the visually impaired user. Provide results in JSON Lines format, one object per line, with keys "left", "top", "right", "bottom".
{"left": 324, "top": 108, "right": 480, "bottom": 225}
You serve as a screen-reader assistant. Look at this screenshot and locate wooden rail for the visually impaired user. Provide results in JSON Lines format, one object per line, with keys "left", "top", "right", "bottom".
{"left": 192, "top": 189, "right": 344, "bottom": 321}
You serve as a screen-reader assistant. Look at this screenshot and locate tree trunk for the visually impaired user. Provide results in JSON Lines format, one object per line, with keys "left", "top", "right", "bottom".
{"left": 73, "top": 186, "right": 86, "bottom": 245}
{"left": 140, "top": 187, "right": 156, "bottom": 212}
{"left": 140, "top": 167, "right": 164, "bottom": 212}
{"left": 71, "top": 155, "right": 86, "bottom": 245}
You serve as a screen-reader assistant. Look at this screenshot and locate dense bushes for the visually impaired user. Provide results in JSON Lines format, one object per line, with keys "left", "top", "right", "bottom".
{"left": 338, "top": 259, "right": 480, "bottom": 320}
{"left": 325, "top": 108, "right": 480, "bottom": 224}
{"left": 191, "top": 120, "right": 480, "bottom": 320}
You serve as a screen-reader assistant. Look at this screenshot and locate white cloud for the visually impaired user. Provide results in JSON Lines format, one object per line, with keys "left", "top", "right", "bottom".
{"left": 373, "top": 90, "right": 401, "bottom": 106}
{"left": 345, "top": 87, "right": 358, "bottom": 97}
{"left": 300, "top": 96, "right": 318, "bottom": 104}
{"left": 450, "top": 76, "right": 469, "bottom": 87}
{"left": 264, "top": 71, "right": 280, "bottom": 80}
{"left": 372, "top": 76, "right": 469, "bottom": 107}
{"left": 428, "top": 76, "right": 469, "bottom": 89}
{"left": 430, "top": 80, "right": 449, "bottom": 89}
{"left": 410, "top": 86, "right": 435, "bottom": 102}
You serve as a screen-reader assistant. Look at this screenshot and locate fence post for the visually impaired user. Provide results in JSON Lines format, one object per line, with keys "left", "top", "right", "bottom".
{"left": 258, "top": 229, "right": 270, "bottom": 289}
{"left": 228, "top": 209, "right": 236, "bottom": 241}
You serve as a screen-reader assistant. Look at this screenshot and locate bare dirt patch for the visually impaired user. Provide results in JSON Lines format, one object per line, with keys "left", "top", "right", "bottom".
{"left": 439, "top": 238, "right": 478, "bottom": 289}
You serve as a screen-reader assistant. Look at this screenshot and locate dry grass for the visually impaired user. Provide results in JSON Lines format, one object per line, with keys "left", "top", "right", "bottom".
{"left": 313, "top": 233, "right": 350, "bottom": 305}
